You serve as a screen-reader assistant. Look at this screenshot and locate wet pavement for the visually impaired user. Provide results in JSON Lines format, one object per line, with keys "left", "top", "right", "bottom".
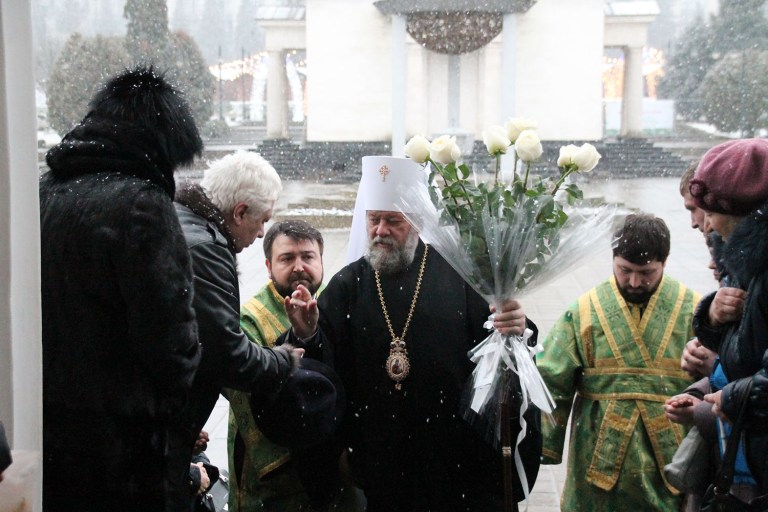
{"left": 203, "top": 177, "right": 717, "bottom": 511}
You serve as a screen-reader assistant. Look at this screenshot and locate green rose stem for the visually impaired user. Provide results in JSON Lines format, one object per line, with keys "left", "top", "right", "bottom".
{"left": 429, "top": 159, "right": 476, "bottom": 215}
{"left": 494, "top": 155, "right": 501, "bottom": 185}
{"left": 513, "top": 152, "right": 519, "bottom": 186}
{"left": 550, "top": 165, "right": 576, "bottom": 195}
{"left": 522, "top": 161, "right": 531, "bottom": 192}
{"left": 459, "top": 180, "right": 476, "bottom": 212}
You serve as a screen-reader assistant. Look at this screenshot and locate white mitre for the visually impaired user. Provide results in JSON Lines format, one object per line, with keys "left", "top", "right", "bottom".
{"left": 345, "top": 155, "right": 428, "bottom": 263}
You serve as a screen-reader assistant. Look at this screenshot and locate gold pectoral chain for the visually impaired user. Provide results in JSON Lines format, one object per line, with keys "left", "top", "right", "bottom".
{"left": 375, "top": 245, "right": 429, "bottom": 390}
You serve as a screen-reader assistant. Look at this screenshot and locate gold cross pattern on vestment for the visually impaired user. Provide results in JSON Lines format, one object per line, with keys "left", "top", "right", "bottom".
{"left": 379, "top": 165, "right": 390, "bottom": 182}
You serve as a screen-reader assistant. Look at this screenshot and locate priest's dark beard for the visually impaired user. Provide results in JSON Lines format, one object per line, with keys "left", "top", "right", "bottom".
{"left": 617, "top": 281, "right": 658, "bottom": 305}
{"left": 365, "top": 234, "right": 419, "bottom": 274}
{"left": 272, "top": 272, "right": 322, "bottom": 299}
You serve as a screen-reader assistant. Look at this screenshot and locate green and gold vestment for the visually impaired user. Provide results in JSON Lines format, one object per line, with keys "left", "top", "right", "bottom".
{"left": 539, "top": 276, "right": 699, "bottom": 511}
{"left": 224, "top": 281, "right": 302, "bottom": 511}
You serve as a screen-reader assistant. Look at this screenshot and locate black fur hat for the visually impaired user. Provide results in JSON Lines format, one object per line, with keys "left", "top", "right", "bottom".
{"left": 46, "top": 66, "right": 204, "bottom": 197}
{"left": 87, "top": 66, "right": 203, "bottom": 169}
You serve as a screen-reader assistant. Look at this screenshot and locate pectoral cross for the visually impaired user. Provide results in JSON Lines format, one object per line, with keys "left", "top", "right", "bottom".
{"left": 379, "top": 165, "right": 390, "bottom": 182}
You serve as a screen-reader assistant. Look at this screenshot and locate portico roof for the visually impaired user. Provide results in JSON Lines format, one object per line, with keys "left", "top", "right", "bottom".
{"left": 374, "top": 0, "right": 536, "bottom": 15}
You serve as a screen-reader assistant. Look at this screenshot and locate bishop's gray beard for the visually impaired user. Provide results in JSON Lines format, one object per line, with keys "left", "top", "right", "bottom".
{"left": 365, "top": 233, "right": 419, "bottom": 274}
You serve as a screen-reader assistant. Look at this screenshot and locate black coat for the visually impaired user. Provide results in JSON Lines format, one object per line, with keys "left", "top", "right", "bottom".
{"left": 40, "top": 116, "right": 201, "bottom": 510}
{"left": 287, "top": 241, "right": 542, "bottom": 512}
{"left": 167, "top": 186, "right": 292, "bottom": 507}
{"left": 693, "top": 201, "right": 768, "bottom": 492}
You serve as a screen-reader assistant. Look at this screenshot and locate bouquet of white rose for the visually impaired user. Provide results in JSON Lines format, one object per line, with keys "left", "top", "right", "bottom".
{"left": 397, "top": 119, "right": 621, "bottom": 506}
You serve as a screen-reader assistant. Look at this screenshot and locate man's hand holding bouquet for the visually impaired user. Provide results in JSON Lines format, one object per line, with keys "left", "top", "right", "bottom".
{"left": 397, "top": 119, "right": 620, "bottom": 506}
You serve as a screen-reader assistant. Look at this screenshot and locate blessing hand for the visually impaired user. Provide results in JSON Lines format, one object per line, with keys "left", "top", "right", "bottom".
{"left": 284, "top": 284, "right": 319, "bottom": 339}
{"left": 491, "top": 299, "right": 526, "bottom": 336}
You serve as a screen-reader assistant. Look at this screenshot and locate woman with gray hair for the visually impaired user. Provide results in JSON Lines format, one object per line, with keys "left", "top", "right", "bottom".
{"left": 169, "top": 150, "right": 300, "bottom": 509}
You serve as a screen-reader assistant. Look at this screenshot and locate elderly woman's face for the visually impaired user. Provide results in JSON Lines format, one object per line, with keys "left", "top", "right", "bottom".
{"left": 704, "top": 211, "right": 741, "bottom": 241}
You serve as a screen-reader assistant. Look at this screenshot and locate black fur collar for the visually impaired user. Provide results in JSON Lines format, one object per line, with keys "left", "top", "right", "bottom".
{"left": 45, "top": 117, "right": 176, "bottom": 197}
{"left": 175, "top": 182, "right": 237, "bottom": 254}
{"left": 722, "top": 202, "right": 768, "bottom": 287}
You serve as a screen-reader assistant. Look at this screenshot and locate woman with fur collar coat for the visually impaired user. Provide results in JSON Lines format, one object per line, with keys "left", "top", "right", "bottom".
{"left": 690, "top": 138, "right": 768, "bottom": 502}
{"left": 169, "top": 152, "right": 297, "bottom": 509}
{"left": 40, "top": 67, "right": 203, "bottom": 511}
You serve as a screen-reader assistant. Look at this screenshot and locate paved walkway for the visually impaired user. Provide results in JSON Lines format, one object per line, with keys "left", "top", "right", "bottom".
{"left": 203, "top": 177, "right": 717, "bottom": 511}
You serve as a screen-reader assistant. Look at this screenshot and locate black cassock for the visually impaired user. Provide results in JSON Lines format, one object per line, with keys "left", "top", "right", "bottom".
{"left": 292, "top": 240, "right": 541, "bottom": 512}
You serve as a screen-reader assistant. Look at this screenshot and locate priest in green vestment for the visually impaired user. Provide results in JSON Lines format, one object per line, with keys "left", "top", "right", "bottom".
{"left": 224, "top": 220, "right": 329, "bottom": 511}
{"left": 539, "top": 213, "right": 700, "bottom": 511}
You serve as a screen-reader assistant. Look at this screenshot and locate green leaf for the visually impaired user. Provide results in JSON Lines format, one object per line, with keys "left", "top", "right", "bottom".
{"left": 444, "top": 163, "right": 458, "bottom": 181}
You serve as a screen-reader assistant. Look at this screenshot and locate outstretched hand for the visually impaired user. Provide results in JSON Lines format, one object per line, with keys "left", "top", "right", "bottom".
{"left": 664, "top": 393, "right": 700, "bottom": 425}
{"left": 284, "top": 284, "right": 319, "bottom": 339}
{"left": 490, "top": 299, "right": 527, "bottom": 336}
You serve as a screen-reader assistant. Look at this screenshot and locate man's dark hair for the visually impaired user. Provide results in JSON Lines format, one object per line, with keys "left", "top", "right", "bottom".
{"left": 263, "top": 220, "right": 324, "bottom": 260}
{"left": 612, "top": 214, "right": 670, "bottom": 265}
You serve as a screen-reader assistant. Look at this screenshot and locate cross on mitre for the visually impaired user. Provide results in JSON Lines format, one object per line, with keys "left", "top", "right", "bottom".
{"left": 379, "top": 165, "right": 390, "bottom": 182}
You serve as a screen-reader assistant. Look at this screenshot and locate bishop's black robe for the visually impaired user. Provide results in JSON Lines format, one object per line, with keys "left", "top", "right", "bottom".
{"left": 290, "top": 241, "right": 542, "bottom": 512}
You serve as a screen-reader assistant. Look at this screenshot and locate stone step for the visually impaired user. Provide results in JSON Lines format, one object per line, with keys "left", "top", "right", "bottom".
{"left": 42, "top": 136, "right": 692, "bottom": 183}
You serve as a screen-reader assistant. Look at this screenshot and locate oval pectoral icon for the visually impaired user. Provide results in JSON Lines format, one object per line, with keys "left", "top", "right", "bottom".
{"left": 386, "top": 350, "right": 410, "bottom": 385}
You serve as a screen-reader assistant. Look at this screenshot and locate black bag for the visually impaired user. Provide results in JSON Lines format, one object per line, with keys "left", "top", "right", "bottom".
{"left": 700, "top": 382, "right": 768, "bottom": 512}
{"left": 195, "top": 492, "right": 216, "bottom": 512}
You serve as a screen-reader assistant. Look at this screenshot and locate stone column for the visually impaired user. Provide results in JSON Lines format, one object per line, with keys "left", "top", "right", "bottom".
{"left": 266, "top": 50, "right": 288, "bottom": 139}
{"left": 501, "top": 13, "right": 517, "bottom": 119}
{"left": 0, "top": 0, "right": 43, "bottom": 508}
{"left": 391, "top": 14, "right": 406, "bottom": 157}
{"left": 620, "top": 44, "right": 644, "bottom": 138}
{"left": 447, "top": 54, "right": 460, "bottom": 128}
{"left": 501, "top": 13, "right": 517, "bottom": 170}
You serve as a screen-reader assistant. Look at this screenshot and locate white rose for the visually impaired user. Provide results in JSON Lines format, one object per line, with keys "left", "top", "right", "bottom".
{"left": 404, "top": 134, "right": 431, "bottom": 164}
{"left": 482, "top": 125, "right": 511, "bottom": 156}
{"left": 504, "top": 117, "right": 537, "bottom": 143}
{"left": 429, "top": 135, "right": 462, "bottom": 165}
{"left": 557, "top": 144, "right": 579, "bottom": 168}
{"left": 514, "top": 130, "right": 543, "bottom": 162}
{"left": 572, "top": 143, "right": 601, "bottom": 172}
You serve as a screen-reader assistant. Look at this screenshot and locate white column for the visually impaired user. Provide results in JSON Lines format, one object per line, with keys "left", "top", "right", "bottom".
{"left": 620, "top": 45, "right": 644, "bottom": 137}
{"left": 501, "top": 13, "right": 517, "bottom": 119}
{"left": 501, "top": 13, "right": 517, "bottom": 169}
{"left": 447, "top": 54, "right": 460, "bottom": 128}
{"left": 391, "top": 14, "right": 406, "bottom": 156}
{"left": 266, "top": 50, "right": 288, "bottom": 139}
{"left": 0, "top": 0, "right": 43, "bottom": 509}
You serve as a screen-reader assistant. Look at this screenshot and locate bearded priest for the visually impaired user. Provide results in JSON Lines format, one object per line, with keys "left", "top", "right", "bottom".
{"left": 278, "top": 156, "right": 542, "bottom": 512}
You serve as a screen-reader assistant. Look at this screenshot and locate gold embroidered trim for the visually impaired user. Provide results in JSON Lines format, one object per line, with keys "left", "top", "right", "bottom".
{"left": 583, "top": 367, "right": 690, "bottom": 377}
{"left": 654, "top": 279, "right": 685, "bottom": 365}
{"left": 587, "top": 402, "right": 639, "bottom": 490}
{"left": 636, "top": 401, "right": 683, "bottom": 495}
{"left": 608, "top": 277, "right": 653, "bottom": 366}
{"left": 541, "top": 447, "right": 562, "bottom": 463}
{"left": 579, "top": 294, "right": 594, "bottom": 367}
{"left": 591, "top": 285, "right": 627, "bottom": 367}
{"left": 242, "top": 303, "right": 283, "bottom": 348}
